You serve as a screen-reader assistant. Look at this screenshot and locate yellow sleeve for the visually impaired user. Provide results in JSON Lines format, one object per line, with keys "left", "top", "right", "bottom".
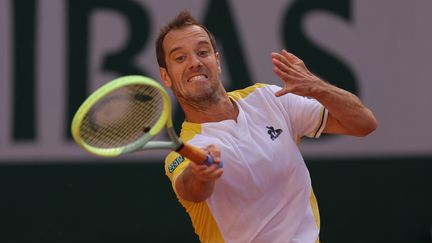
{"left": 164, "top": 151, "right": 224, "bottom": 243}
{"left": 164, "top": 151, "right": 191, "bottom": 196}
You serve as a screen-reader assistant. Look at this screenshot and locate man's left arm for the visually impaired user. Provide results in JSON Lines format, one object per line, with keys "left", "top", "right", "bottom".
{"left": 272, "top": 49, "right": 377, "bottom": 137}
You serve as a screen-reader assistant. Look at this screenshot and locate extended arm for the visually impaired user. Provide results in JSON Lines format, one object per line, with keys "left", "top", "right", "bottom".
{"left": 272, "top": 50, "right": 377, "bottom": 137}
{"left": 175, "top": 145, "right": 223, "bottom": 202}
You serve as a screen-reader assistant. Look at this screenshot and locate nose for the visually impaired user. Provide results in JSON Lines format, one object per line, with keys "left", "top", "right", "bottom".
{"left": 188, "top": 54, "right": 202, "bottom": 70}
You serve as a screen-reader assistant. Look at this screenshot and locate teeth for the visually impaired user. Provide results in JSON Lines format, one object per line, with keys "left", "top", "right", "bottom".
{"left": 189, "top": 75, "right": 206, "bottom": 82}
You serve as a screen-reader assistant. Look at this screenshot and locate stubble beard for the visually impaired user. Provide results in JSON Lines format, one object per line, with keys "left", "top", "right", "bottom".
{"left": 173, "top": 78, "right": 223, "bottom": 110}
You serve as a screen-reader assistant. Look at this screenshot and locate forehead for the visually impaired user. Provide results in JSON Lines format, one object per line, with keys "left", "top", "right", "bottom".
{"left": 163, "top": 25, "right": 211, "bottom": 53}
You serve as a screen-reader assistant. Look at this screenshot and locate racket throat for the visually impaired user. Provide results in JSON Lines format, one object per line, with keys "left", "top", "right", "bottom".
{"left": 175, "top": 142, "right": 185, "bottom": 153}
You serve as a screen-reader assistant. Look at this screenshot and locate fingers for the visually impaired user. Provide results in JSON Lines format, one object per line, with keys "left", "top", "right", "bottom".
{"left": 204, "top": 144, "right": 221, "bottom": 164}
{"left": 189, "top": 144, "right": 223, "bottom": 182}
{"left": 281, "top": 49, "right": 304, "bottom": 66}
{"left": 272, "top": 51, "right": 304, "bottom": 78}
{"left": 272, "top": 59, "right": 301, "bottom": 79}
{"left": 272, "top": 49, "right": 312, "bottom": 97}
{"left": 272, "top": 66, "right": 296, "bottom": 96}
{"left": 274, "top": 87, "right": 290, "bottom": 97}
{"left": 272, "top": 50, "right": 304, "bottom": 69}
{"left": 272, "top": 50, "right": 302, "bottom": 96}
{"left": 272, "top": 56, "right": 290, "bottom": 73}
{"left": 190, "top": 162, "right": 223, "bottom": 182}
{"left": 272, "top": 50, "right": 325, "bottom": 98}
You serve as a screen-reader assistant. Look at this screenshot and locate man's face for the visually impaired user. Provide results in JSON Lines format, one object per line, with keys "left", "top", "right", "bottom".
{"left": 159, "top": 25, "right": 222, "bottom": 104}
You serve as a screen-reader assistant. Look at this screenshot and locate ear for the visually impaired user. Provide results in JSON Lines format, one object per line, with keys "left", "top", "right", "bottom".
{"left": 159, "top": 67, "right": 172, "bottom": 88}
{"left": 216, "top": 52, "right": 221, "bottom": 74}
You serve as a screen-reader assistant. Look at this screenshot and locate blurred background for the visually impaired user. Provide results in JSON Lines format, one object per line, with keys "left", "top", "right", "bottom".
{"left": 1, "top": 0, "right": 431, "bottom": 242}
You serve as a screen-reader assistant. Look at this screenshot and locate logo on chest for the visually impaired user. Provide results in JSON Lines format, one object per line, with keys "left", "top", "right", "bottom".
{"left": 266, "top": 126, "right": 283, "bottom": 140}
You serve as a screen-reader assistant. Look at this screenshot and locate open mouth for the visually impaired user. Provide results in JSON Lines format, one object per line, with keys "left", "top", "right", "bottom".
{"left": 187, "top": 74, "right": 208, "bottom": 82}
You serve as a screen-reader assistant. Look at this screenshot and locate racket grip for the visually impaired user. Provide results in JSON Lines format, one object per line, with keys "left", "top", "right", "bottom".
{"left": 205, "top": 154, "right": 224, "bottom": 168}
{"left": 177, "top": 143, "right": 223, "bottom": 168}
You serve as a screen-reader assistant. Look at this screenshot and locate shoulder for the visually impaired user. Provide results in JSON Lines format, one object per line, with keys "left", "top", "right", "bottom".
{"left": 228, "top": 83, "right": 279, "bottom": 101}
{"left": 179, "top": 122, "right": 203, "bottom": 142}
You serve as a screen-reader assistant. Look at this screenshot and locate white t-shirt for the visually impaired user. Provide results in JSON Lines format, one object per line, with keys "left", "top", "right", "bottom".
{"left": 165, "top": 83, "right": 328, "bottom": 243}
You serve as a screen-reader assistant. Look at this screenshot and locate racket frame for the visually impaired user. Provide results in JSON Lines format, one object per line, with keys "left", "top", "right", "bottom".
{"left": 71, "top": 75, "right": 175, "bottom": 157}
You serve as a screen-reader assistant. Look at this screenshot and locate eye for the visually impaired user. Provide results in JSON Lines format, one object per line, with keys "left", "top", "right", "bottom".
{"left": 174, "top": 55, "right": 186, "bottom": 63}
{"left": 198, "top": 50, "right": 209, "bottom": 57}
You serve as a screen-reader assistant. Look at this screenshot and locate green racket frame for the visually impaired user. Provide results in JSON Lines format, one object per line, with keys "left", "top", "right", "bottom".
{"left": 71, "top": 75, "right": 178, "bottom": 157}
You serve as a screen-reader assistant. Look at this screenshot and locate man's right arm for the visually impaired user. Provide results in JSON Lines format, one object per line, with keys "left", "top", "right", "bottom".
{"left": 175, "top": 144, "right": 223, "bottom": 202}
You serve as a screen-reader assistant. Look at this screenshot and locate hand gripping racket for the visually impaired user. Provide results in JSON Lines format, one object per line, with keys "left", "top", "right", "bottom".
{"left": 71, "top": 75, "right": 222, "bottom": 167}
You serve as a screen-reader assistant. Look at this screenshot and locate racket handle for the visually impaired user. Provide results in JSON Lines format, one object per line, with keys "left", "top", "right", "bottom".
{"left": 177, "top": 143, "right": 223, "bottom": 168}
{"left": 205, "top": 154, "right": 224, "bottom": 168}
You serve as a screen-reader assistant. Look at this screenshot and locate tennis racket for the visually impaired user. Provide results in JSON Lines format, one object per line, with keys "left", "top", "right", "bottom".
{"left": 71, "top": 75, "right": 222, "bottom": 167}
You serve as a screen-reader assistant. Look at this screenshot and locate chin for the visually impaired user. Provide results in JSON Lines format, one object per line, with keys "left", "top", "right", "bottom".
{"left": 188, "top": 87, "right": 217, "bottom": 102}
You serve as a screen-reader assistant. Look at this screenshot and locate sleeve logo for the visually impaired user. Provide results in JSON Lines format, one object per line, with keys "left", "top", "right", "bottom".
{"left": 168, "top": 156, "right": 185, "bottom": 173}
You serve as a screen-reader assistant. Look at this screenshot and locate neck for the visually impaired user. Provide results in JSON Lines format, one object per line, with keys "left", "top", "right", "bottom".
{"left": 181, "top": 94, "right": 239, "bottom": 123}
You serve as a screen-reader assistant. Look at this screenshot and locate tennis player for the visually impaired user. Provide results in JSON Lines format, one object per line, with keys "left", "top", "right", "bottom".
{"left": 156, "top": 10, "right": 377, "bottom": 243}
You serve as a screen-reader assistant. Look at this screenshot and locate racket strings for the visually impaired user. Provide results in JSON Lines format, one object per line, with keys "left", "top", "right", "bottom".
{"left": 80, "top": 84, "right": 164, "bottom": 148}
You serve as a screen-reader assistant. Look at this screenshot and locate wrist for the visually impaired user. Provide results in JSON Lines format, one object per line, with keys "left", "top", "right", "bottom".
{"left": 310, "top": 78, "right": 331, "bottom": 100}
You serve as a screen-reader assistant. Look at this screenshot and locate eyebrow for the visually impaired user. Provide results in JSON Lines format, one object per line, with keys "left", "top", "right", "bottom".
{"left": 168, "top": 47, "right": 182, "bottom": 57}
{"left": 168, "top": 40, "right": 211, "bottom": 57}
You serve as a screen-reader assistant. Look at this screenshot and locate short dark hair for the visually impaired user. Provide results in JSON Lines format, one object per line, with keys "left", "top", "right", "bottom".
{"left": 155, "top": 10, "right": 217, "bottom": 68}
